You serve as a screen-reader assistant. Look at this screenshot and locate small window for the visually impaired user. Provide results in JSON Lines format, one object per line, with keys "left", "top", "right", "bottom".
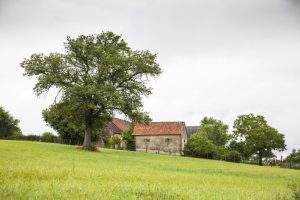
{"left": 144, "top": 138, "right": 150, "bottom": 143}
{"left": 165, "top": 138, "right": 171, "bottom": 144}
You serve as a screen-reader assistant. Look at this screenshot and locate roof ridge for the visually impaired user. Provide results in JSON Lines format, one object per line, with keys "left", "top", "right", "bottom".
{"left": 133, "top": 121, "right": 186, "bottom": 136}
{"left": 112, "top": 117, "right": 129, "bottom": 122}
{"left": 145, "top": 121, "right": 185, "bottom": 123}
{"left": 112, "top": 117, "right": 130, "bottom": 131}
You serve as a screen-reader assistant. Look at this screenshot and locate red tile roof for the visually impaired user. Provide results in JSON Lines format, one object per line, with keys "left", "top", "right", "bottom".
{"left": 112, "top": 117, "right": 130, "bottom": 132}
{"left": 132, "top": 122, "right": 186, "bottom": 136}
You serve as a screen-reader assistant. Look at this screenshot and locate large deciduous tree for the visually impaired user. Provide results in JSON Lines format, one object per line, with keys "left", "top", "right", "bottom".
{"left": 21, "top": 31, "right": 162, "bottom": 148}
{"left": 184, "top": 117, "right": 231, "bottom": 160}
{"left": 233, "top": 114, "right": 286, "bottom": 166}
{"left": 0, "top": 106, "right": 21, "bottom": 138}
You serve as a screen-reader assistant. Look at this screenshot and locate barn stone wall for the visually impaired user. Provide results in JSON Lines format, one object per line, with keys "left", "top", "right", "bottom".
{"left": 181, "top": 131, "right": 187, "bottom": 152}
{"left": 135, "top": 135, "right": 182, "bottom": 155}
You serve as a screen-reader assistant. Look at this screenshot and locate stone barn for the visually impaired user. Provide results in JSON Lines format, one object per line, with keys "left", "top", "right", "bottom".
{"left": 100, "top": 117, "right": 130, "bottom": 147}
{"left": 102, "top": 117, "right": 130, "bottom": 137}
{"left": 132, "top": 122, "right": 187, "bottom": 155}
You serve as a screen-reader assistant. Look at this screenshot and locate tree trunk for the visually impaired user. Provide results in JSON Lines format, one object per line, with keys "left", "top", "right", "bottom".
{"left": 83, "top": 111, "right": 93, "bottom": 147}
{"left": 259, "top": 151, "right": 263, "bottom": 166}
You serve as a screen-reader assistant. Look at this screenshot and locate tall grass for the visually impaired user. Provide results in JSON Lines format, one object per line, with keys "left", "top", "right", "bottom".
{"left": 0, "top": 140, "right": 299, "bottom": 199}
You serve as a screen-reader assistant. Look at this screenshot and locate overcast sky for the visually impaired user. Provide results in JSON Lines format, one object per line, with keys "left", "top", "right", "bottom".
{"left": 0, "top": 0, "right": 299, "bottom": 155}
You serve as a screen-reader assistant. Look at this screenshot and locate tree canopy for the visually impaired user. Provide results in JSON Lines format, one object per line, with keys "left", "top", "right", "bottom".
{"left": 287, "top": 149, "right": 300, "bottom": 169}
{"left": 21, "top": 31, "right": 162, "bottom": 148}
{"left": 183, "top": 134, "right": 215, "bottom": 158}
{"left": 184, "top": 117, "right": 239, "bottom": 162}
{"left": 42, "top": 102, "right": 87, "bottom": 144}
{"left": 197, "top": 117, "right": 229, "bottom": 146}
{"left": 228, "top": 140, "right": 250, "bottom": 160}
{"left": 233, "top": 114, "right": 286, "bottom": 166}
{"left": 0, "top": 106, "right": 21, "bottom": 138}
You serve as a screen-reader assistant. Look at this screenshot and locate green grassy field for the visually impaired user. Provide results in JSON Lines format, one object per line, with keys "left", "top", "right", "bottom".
{"left": 0, "top": 140, "right": 299, "bottom": 199}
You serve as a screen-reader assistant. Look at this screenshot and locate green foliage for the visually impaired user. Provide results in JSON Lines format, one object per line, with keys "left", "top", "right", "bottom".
{"left": 228, "top": 140, "right": 251, "bottom": 160}
{"left": 213, "top": 145, "right": 227, "bottom": 160}
{"left": 233, "top": 114, "right": 286, "bottom": 166}
{"left": 0, "top": 106, "right": 21, "bottom": 138}
{"left": 109, "top": 135, "right": 121, "bottom": 149}
{"left": 122, "top": 125, "right": 135, "bottom": 151}
{"left": 5, "top": 134, "right": 41, "bottom": 141}
{"left": 5, "top": 132, "right": 59, "bottom": 143}
{"left": 233, "top": 114, "right": 267, "bottom": 137}
{"left": 184, "top": 134, "right": 215, "bottom": 158}
{"left": 184, "top": 117, "right": 231, "bottom": 161}
{"left": 41, "top": 132, "right": 58, "bottom": 143}
{"left": 1, "top": 140, "right": 300, "bottom": 199}
{"left": 197, "top": 117, "right": 229, "bottom": 146}
{"left": 288, "top": 149, "right": 300, "bottom": 163}
{"left": 286, "top": 149, "right": 300, "bottom": 169}
{"left": 245, "top": 125, "right": 285, "bottom": 156}
{"left": 21, "top": 31, "right": 162, "bottom": 147}
{"left": 42, "top": 102, "right": 98, "bottom": 144}
{"left": 20, "top": 134, "right": 41, "bottom": 141}
{"left": 224, "top": 150, "right": 242, "bottom": 163}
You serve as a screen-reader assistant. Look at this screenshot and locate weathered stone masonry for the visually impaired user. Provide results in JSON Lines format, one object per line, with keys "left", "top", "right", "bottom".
{"left": 133, "top": 122, "right": 187, "bottom": 155}
{"left": 135, "top": 135, "right": 182, "bottom": 155}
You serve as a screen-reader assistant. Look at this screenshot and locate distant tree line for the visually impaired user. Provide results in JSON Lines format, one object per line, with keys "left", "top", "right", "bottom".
{"left": 4, "top": 132, "right": 60, "bottom": 143}
{"left": 1, "top": 104, "right": 135, "bottom": 149}
{"left": 0, "top": 106, "right": 67, "bottom": 144}
{"left": 184, "top": 117, "right": 242, "bottom": 163}
{"left": 1, "top": 105, "right": 297, "bottom": 168}
{"left": 184, "top": 114, "right": 286, "bottom": 166}
{"left": 282, "top": 149, "right": 300, "bottom": 169}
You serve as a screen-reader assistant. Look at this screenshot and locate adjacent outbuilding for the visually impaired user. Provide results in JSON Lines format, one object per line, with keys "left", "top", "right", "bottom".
{"left": 133, "top": 122, "right": 187, "bottom": 155}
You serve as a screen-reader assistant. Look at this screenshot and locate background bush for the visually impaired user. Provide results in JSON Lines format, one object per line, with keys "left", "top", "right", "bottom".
{"left": 224, "top": 150, "right": 242, "bottom": 163}
{"left": 122, "top": 127, "right": 135, "bottom": 151}
{"left": 109, "top": 135, "right": 121, "bottom": 149}
{"left": 41, "top": 132, "right": 59, "bottom": 143}
{"left": 184, "top": 134, "right": 215, "bottom": 158}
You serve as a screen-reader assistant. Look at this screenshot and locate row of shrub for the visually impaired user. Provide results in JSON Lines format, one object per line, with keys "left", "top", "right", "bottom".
{"left": 4, "top": 132, "right": 61, "bottom": 143}
{"left": 183, "top": 133, "right": 300, "bottom": 167}
{"left": 183, "top": 134, "right": 242, "bottom": 163}
{"left": 3, "top": 131, "right": 136, "bottom": 152}
{"left": 281, "top": 149, "right": 300, "bottom": 169}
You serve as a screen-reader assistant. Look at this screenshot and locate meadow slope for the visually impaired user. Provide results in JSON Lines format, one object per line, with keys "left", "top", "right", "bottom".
{"left": 0, "top": 140, "right": 299, "bottom": 199}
